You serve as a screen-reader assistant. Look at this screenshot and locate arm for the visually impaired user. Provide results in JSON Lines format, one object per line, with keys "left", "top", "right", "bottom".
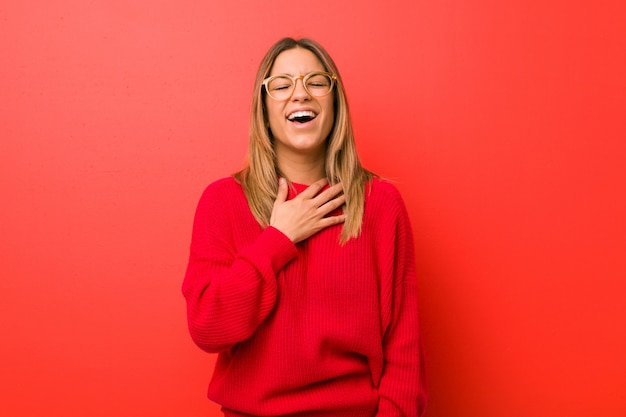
{"left": 377, "top": 188, "right": 427, "bottom": 416}
{"left": 182, "top": 178, "right": 346, "bottom": 354}
{"left": 182, "top": 181, "right": 298, "bottom": 353}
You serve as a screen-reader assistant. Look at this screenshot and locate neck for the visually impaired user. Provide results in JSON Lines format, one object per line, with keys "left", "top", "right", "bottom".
{"left": 276, "top": 151, "right": 326, "bottom": 185}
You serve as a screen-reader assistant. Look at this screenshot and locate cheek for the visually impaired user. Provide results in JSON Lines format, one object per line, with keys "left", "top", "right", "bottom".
{"left": 326, "top": 95, "right": 335, "bottom": 117}
{"left": 264, "top": 95, "right": 278, "bottom": 115}
{"left": 265, "top": 102, "right": 283, "bottom": 130}
{"left": 324, "top": 100, "right": 335, "bottom": 130}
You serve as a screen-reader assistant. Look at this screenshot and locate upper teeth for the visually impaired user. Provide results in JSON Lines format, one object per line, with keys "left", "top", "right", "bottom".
{"left": 288, "top": 111, "right": 316, "bottom": 120}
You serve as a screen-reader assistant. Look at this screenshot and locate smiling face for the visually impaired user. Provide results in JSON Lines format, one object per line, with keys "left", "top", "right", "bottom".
{"left": 265, "top": 47, "right": 335, "bottom": 162}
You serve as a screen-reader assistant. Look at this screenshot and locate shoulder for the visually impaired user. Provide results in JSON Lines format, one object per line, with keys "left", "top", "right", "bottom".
{"left": 195, "top": 176, "right": 246, "bottom": 214}
{"left": 366, "top": 178, "right": 406, "bottom": 208}
{"left": 362, "top": 179, "right": 414, "bottom": 242}
{"left": 199, "top": 176, "right": 244, "bottom": 201}
{"left": 362, "top": 178, "right": 411, "bottom": 226}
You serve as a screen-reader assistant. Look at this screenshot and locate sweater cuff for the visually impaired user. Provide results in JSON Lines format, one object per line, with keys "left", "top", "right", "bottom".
{"left": 253, "top": 226, "right": 298, "bottom": 272}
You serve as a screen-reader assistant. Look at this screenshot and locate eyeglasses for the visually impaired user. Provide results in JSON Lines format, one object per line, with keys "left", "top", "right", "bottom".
{"left": 262, "top": 71, "right": 337, "bottom": 101}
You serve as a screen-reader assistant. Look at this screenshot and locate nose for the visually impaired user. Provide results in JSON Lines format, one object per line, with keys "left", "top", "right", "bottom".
{"left": 291, "top": 77, "right": 311, "bottom": 101}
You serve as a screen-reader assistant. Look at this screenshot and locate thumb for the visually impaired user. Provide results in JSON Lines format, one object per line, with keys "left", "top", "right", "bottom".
{"left": 275, "top": 177, "right": 288, "bottom": 204}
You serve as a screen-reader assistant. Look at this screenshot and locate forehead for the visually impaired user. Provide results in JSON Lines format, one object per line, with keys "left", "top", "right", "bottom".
{"left": 270, "top": 47, "right": 325, "bottom": 76}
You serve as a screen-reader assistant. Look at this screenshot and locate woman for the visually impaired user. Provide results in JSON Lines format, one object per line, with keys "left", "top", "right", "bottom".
{"left": 183, "top": 37, "right": 427, "bottom": 416}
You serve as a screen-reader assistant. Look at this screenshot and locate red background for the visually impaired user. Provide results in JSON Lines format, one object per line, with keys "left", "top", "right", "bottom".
{"left": 2, "top": 1, "right": 625, "bottom": 416}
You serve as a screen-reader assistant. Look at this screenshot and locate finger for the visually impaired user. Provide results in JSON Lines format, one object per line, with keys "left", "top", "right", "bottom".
{"left": 317, "top": 194, "right": 346, "bottom": 216}
{"left": 298, "top": 178, "right": 329, "bottom": 199}
{"left": 312, "top": 182, "right": 344, "bottom": 206}
{"left": 274, "top": 177, "right": 288, "bottom": 205}
{"left": 317, "top": 214, "right": 347, "bottom": 229}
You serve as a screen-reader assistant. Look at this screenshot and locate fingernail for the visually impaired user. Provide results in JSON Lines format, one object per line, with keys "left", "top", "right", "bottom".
{"left": 279, "top": 177, "right": 286, "bottom": 185}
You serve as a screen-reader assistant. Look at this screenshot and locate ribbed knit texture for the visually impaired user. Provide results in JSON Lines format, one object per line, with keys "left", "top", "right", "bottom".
{"left": 183, "top": 177, "right": 427, "bottom": 416}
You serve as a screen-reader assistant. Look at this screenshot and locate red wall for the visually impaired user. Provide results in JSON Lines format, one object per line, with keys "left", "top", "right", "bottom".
{"left": 2, "top": 1, "right": 625, "bottom": 416}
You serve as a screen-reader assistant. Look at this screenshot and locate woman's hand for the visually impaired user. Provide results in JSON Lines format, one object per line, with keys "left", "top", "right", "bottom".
{"left": 270, "top": 178, "right": 346, "bottom": 243}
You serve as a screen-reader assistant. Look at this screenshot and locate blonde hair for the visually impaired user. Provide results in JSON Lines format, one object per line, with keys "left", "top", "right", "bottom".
{"left": 234, "top": 37, "right": 375, "bottom": 244}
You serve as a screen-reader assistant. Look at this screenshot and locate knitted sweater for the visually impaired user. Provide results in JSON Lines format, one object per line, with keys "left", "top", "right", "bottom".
{"left": 182, "top": 177, "right": 427, "bottom": 416}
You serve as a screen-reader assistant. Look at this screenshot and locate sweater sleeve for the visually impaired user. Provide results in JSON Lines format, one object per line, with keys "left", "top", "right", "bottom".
{"left": 182, "top": 180, "right": 298, "bottom": 353}
{"left": 376, "top": 186, "right": 428, "bottom": 416}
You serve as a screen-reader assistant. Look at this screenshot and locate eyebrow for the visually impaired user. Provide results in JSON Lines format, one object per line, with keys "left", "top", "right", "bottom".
{"left": 269, "top": 71, "right": 324, "bottom": 77}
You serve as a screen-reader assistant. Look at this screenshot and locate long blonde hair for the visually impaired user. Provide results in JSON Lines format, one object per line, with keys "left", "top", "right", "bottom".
{"left": 234, "top": 37, "right": 375, "bottom": 244}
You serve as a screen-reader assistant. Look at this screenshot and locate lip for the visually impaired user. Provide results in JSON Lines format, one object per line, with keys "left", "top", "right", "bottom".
{"left": 285, "top": 107, "right": 318, "bottom": 119}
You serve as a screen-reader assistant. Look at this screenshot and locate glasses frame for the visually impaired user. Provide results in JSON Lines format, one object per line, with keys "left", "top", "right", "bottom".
{"left": 262, "top": 71, "right": 337, "bottom": 101}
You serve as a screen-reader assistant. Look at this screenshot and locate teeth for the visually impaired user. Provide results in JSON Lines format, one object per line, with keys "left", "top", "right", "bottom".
{"left": 288, "top": 110, "right": 316, "bottom": 121}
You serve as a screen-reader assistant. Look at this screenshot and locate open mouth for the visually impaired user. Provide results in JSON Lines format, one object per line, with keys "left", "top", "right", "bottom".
{"left": 287, "top": 110, "right": 317, "bottom": 124}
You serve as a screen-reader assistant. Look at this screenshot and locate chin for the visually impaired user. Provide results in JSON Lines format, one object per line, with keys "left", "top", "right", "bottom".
{"left": 293, "top": 137, "right": 327, "bottom": 151}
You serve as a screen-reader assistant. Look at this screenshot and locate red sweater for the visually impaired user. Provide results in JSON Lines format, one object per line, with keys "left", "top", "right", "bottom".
{"left": 183, "top": 177, "right": 427, "bottom": 416}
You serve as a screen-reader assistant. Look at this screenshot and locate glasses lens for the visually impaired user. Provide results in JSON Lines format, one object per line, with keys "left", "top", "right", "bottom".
{"left": 305, "top": 73, "right": 333, "bottom": 97}
{"left": 267, "top": 76, "right": 294, "bottom": 100}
